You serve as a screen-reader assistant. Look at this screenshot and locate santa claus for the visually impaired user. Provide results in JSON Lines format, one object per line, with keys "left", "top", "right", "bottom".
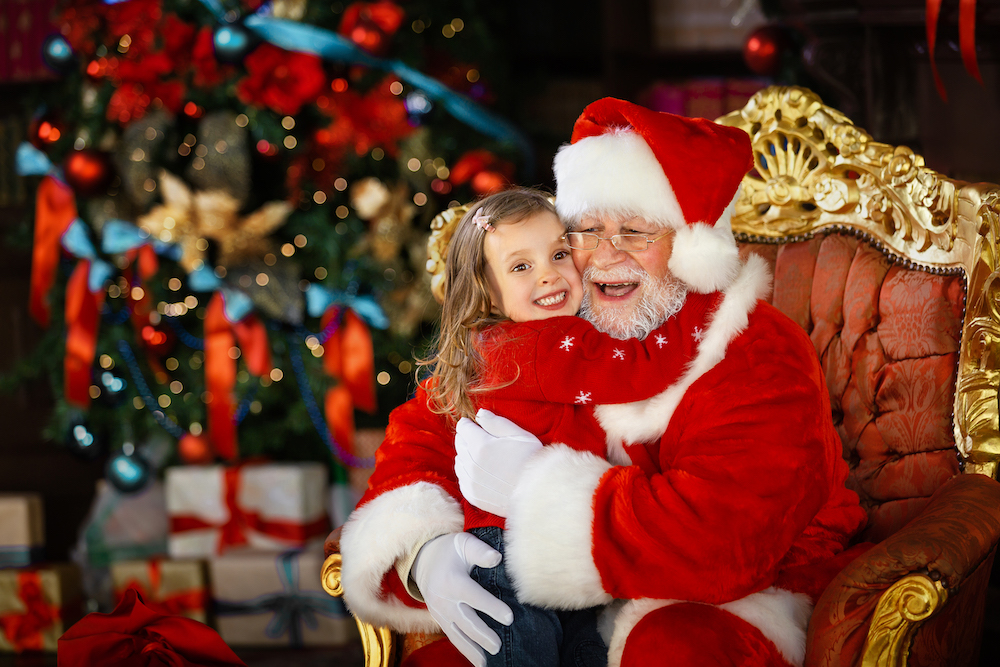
{"left": 332, "top": 98, "right": 867, "bottom": 667}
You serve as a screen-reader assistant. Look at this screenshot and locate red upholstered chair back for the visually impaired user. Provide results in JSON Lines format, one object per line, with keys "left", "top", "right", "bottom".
{"left": 718, "top": 87, "right": 1000, "bottom": 542}
{"left": 738, "top": 237, "right": 963, "bottom": 542}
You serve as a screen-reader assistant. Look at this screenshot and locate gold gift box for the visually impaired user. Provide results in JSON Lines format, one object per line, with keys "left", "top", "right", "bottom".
{"left": 0, "top": 494, "right": 44, "bottom": 568}
{"left": 110, "top": 559, "right": 208, "bottom": 624}
{"left": 0, "top": 563, "right": 83, "bottom": 653}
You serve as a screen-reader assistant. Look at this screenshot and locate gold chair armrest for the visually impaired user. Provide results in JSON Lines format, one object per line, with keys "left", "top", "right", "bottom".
{"left": 860, "top": 573, "right": 949, "bottom": 667}
{"left": 322, "top": 553, "right": 398, "bottom": 667}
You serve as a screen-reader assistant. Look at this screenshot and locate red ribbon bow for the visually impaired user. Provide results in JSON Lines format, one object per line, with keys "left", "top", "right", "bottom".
{"left": 0, "top": 572, "right": 59, "bottom": 652}
{"left": 28, "top": 176, "right": 104, "bottom": 408}
{"left": 926, "top": 0, "right": 983, "bottom": 101}
{"left": 204, "top": 293, "right": 273, "bottom": 460}
{"left": 169, "top": 466, "right": 331, "bottom": 553}
{"left": 322, "top": 307, "right": 376, "bottom": 460}
{"left": 117, "top": 560, "right": 207, "bottom": 618}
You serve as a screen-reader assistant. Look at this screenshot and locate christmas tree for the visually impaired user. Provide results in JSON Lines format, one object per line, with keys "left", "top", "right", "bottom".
{"left": 6, "top": 0, "right": 532, "bottom": 491}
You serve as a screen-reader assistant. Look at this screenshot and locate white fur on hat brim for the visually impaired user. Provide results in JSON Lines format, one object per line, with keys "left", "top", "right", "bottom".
{"left": 554, "top": 129, "right": 741, "bottom": 294}
{"left": 554, "top": 129, "right": 685, "bottom": 228}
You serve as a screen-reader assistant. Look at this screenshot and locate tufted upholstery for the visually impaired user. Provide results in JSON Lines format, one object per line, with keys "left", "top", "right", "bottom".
{"left": 740, "top": 236, "right": 964, "bottom": 543}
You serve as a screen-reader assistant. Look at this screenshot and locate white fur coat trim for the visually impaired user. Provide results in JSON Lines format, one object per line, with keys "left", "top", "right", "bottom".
{"left": 597, "top": 253, "right": 772, "bottom": 452}
{"left": 606, "top": 588, "right": 812, "bottom": 667}
{"left": 339, "top": 481, "right": 463, "bottom": 633}
{"left": 503, "top": 443, "right": 615, "bottom": 610}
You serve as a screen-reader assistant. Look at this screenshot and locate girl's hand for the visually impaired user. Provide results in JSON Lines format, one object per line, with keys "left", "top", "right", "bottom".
{"left": 455, "top": 409, "right": 543, "bottom": 517}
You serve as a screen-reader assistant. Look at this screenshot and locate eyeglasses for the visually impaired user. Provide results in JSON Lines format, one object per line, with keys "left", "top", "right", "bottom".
{"left": 563, "top": 231, "right": 671, "bottom": 252}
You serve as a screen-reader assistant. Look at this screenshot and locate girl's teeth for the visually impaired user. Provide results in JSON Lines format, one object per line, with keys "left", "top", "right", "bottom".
{"left": 536, "top": 292, "right": 566, "bottom": 306}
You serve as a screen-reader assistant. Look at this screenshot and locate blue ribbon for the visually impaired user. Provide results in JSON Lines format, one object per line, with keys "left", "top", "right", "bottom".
{"left": 198, "top": 0, "right": 533, "bottom": 172}
{"left": 214, "top": 550, "right": 345, "bottom": 647}
{"left": 15, "top": 142, "right": 57, "bottom": 177}
{"left": 305, "top": 284, "right": 388, "bottom": 329}
{"left": 188, "top": 264, "right": 224, "bottom": 292}
{"left": 62, "top": 218, "right": 115, "bottom": 292}
{"left": 100, "top": 219, "right": 180, "bottom": 260}
{"left": 220, "top": 287, "right": 255, "bottom": 323}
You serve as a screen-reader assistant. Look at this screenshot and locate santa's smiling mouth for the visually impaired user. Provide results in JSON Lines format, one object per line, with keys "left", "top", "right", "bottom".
{"left": 598, "top": 282, "right": 638, "bottom": 298}
{"left": 535, "top": 291, "right": 567, "bottom": 307}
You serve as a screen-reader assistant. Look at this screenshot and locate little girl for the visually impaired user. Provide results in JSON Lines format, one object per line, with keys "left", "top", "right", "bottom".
{"left": 413, "top": 188, "right": 723, "bottom": 667}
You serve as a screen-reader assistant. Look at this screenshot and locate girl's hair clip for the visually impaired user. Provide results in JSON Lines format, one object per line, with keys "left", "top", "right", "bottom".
{"left": 472, "top": 208, "right": 495, "bottom": 232}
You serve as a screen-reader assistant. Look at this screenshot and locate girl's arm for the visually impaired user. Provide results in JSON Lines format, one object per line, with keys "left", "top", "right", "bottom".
{"left": 479, "top": 291, "right": 723, "bottom": 405}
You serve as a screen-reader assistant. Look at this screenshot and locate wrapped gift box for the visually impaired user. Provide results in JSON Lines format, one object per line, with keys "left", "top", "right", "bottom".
{"left": 0, "top": 563, "right": 83, "bottom": 652}
{"left": 166, "top": 463, "right": 330, "bottom": 558}
{"left": 110, "top": 559, "right": 208, "bottom": 624}
{"left": 209, "top": 548, "right": 352, "bottom": 647}
{"left": 0, "top": 494, "right": 44, "bottom": 568}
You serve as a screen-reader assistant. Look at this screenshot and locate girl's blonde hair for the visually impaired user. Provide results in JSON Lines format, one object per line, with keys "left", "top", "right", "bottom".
{"left": 417, "top": 187, "right": 558, "bottom": 422}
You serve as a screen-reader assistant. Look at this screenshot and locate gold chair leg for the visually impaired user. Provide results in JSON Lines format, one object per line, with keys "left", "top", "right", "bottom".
{"left": 860, "top": 572, "right": 948, "bottom": 667}
{"left": 322, "top": 553, "right": 398, "bottom": 667}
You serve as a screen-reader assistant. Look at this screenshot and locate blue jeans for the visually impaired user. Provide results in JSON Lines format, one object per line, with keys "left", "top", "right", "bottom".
{"left": 468, "top": 526, "right": 607, "bottom": 667}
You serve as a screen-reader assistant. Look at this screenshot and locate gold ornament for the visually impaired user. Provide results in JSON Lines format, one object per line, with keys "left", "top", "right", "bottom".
{"left": 350, "top": 178, "right": 417, "bottom": 263}
{"left": 271, "top": 0, "right": 308, "bottom": 20}
{"left": 137, "top": 171, "right": 293, "bottom": 273}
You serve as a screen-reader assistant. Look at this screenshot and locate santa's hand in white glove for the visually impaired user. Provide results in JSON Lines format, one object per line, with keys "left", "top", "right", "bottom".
{"left": 411, "top": 532, "right": 513, "bottom": 667}
{"left": 455, "top": 409, "right": 543, "bottom": 518}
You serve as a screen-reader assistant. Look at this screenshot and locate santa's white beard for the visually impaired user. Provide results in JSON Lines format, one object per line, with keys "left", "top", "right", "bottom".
{"left": 579, "top": 265, "right": 688, "bottom": 340}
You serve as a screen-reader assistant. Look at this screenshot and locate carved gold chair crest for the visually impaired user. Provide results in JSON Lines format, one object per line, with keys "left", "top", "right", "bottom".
{"left": 323, "top": 86, "right": 1000, "bottom": 667}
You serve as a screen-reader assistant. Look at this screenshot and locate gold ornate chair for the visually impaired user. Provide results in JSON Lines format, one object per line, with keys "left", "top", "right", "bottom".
{"left": 322, "top": 86, "right": 1000, "bottom": 667}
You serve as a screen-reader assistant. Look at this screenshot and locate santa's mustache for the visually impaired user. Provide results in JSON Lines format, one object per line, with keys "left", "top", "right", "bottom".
{"left": 582, "top": 265, "right": 648, "bottom": 284}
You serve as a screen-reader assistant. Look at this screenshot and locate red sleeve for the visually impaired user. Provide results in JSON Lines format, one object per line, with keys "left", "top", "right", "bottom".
{"left": 359, "top": 384, "right": 461, "bottom": 508}
{"left": 481, "top": 291, "right": 721, "bottom": 406}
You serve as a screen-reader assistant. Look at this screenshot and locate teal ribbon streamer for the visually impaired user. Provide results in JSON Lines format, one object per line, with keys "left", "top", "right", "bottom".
{"left": 62, "top": 218, "right": 115, "bottom": 292}
{"left": 220, "top": 287, "right": 254, "bottom": 323}
{"left": 101, "top": 218, "right": 181, "bottom": 260}
{"left": 305, "top": 283, "right": 388, "bottom": 329}
{"left": 15, "top": 142, "right": 56, "bottom": 177}
{"left": 213, "top": 550, "right": 345, "bottom": 646}
{"left": 198, "top": 0, "right": 533, "bottom": 172}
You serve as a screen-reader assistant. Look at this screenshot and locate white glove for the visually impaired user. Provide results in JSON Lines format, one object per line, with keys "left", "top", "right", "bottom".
{"left": 411, "top": 532, "right": 514, "bottom": 667}
{"left": 455, "top": 409, "right": 543, "bottom": 518}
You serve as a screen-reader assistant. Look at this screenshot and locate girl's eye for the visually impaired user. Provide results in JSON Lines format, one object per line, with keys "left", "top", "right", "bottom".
{"left": 553, "top": 250, "right": 569, "bottom": 261}
{"left": 511, "top": 263, "right": 528, "bottom": 272}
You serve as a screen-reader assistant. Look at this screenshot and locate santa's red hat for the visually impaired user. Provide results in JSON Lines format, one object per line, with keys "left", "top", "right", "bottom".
{"left": 553, "top": 98, "right": 753, "bottom": 294}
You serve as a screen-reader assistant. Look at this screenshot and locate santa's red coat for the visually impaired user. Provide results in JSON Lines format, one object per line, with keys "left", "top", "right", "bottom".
{"left": 339, "top": 257, "right": 867, "bottom": 666}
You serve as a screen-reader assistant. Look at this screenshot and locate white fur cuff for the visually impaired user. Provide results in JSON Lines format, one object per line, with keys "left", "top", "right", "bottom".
{"left": 339, "top": 482, "right": 463, "bottom": 633}
{"left": 504, "top": 444, "right": 615, "bottom": 610}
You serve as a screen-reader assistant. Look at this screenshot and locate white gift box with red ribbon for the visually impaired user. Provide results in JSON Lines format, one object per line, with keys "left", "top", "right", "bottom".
{"left": 165, "top": 463, "right": 330, "bottom": 558}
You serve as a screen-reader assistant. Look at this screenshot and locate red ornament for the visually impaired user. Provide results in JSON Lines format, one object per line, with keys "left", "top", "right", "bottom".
{"left": 63, "top": 149, "right": 114, "bottom": 197}
{"left": 340, "top": 1, "right": 405, "bottom": 56}
{"left": 30, "top": 117, "right": 66, "bottom": 148}
{"left": 471, "top": 170, "right": 509, "bottom": 196}
{"left": 743, "top": 25, "right": 788, "bottom": 77}
{"left": 140, "top": 324, "right": 176, "bottom": 357}
{"left": 178, "top": 433, "right": 213, "bottom": 464}
{"left": 450, "top": 149, "right": 514, "bottom": 196}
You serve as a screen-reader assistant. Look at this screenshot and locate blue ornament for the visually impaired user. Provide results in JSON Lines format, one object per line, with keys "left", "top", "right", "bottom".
{"left": 214, "top": 23, "right": 257, "bottom": 65}
{"left": 106, "top": 447, "right": 151, "bottom": 493}
{"left": 65, "top": 419, "right": 105, "bottom": 460}
{"left": 41, "top": 34, "right": 76, "bottom": 75}
{"left": 97, "top": 369, "right": 128, "bottom": 406}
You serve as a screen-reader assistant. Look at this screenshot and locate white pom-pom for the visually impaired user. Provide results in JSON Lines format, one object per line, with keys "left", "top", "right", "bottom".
{"left": 668, "top": 223, "right": 740, "bottom": 294}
